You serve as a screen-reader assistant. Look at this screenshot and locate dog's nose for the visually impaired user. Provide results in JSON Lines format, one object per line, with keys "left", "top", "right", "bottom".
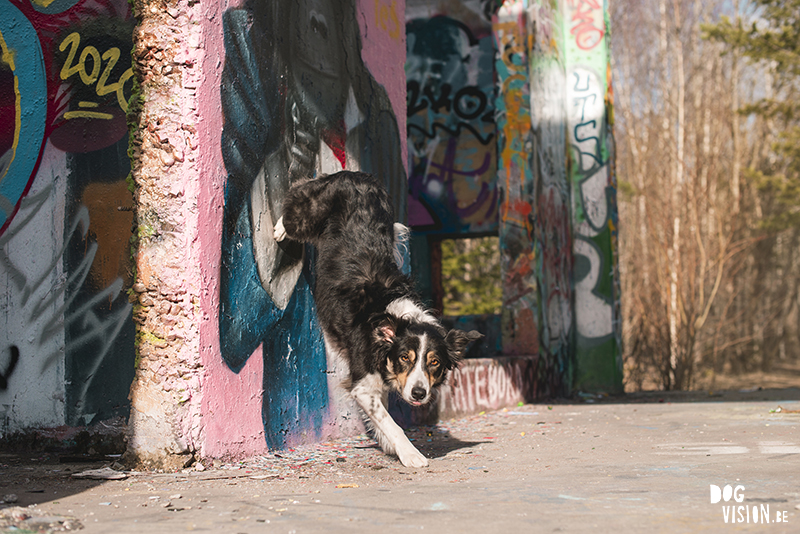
{"left": 411, "top": 386, "right": 427, "bottom": 401}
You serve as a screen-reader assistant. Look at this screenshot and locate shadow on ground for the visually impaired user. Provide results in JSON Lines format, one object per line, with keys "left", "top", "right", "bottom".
{"left": 0, "top": 453, "right": 110, "bottom": 508}
{"left": 412, "top": 435, "right": 486, "bottom": 460}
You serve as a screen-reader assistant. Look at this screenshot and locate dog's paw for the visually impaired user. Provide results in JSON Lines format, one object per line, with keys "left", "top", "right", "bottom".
{"left": 397, "top": 445, "right": 429, "bottom": 468}
{"left": 273, "top": 216, "right": 287, "bottom": 242}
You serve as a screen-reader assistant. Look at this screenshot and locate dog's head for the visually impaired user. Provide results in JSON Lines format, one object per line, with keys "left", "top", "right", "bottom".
{"left": 375, "top": 318, "right": 483, "bottom": 406}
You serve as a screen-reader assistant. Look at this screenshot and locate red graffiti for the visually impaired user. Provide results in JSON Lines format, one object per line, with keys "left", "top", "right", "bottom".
{"left": 567, "top": 0, "right": 605, "bottom": 51}
{"left": 320, "top": 120, "right": 347, "bottom": 169}
{"left": 439, "top": 358, "right": 541, "bottom": 417}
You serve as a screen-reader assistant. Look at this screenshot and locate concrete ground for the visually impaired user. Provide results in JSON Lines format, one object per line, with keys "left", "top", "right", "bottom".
{"left": 2, "top": 388, "right": 799, "bottom": 533}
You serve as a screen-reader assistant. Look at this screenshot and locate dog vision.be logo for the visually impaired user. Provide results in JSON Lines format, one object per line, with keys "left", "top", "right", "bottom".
{"left": 710, "top": 484, "right": 790, "bottom": 524}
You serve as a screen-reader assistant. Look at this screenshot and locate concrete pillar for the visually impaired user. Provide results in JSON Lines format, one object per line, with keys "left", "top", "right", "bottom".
{"left": 494, "top": 1, "right": 539, "bottom": 360}
{"left": 563, "top": 0, "right": 622, "bottom": 393}
{"left": 494, "top": 0, "right": 621, "bottom": 395}
{"left": 125, "top": 0, "right": 208, "bottom": 469}
{"left": 528, "top": 0, "right": 575, "bottom": 396}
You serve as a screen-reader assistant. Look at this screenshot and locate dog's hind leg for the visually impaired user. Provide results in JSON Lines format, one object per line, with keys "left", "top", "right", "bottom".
{"left": 277, "top": 175, "right": 345, "bottom": 242}
{"left": 350, "top": 374, "right": 429, "bottom": 468}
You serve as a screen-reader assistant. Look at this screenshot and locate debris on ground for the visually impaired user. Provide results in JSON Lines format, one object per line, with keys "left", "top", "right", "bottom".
{"left": 770, "top": 405, "right": 800, "bottom": 414}
{"left": 0, "top": 506, "right": 82, "bottom": 532}
{"left": 71, "top": 467, "right": 128, "bottom": 480}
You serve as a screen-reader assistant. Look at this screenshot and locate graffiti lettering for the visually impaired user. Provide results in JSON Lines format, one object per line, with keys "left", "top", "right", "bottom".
{"left": 438, "top": 359, "right": 538, "bottom": 416}
{"left": 58, "top": 32, "right": 134, "bottom": 114}
{"left": 568, "top": 67, "right": 604, "bottom": 173}
{"left": 567, "top": 0, "right": 605, "bottom": 51}
{"left": 406, "top": 14, "right": 498, "bottom": 233}
{"left": 567, "top": 63, "right": 615, "bottom": 345}
{"left": 407, "top": 81, "right": 494, "bottom": 145}
{"left": 424, "top": 135, "right": 497, "bottom": 222}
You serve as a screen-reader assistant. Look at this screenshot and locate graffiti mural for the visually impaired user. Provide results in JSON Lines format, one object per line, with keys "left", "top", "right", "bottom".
{"left": 406, "top": 1, "right": 499, "bottom": 234}
{"left": 493, "top": 0, "right": 538, "bottom": 357}
{"left": 437, "top": 356, "right": 540, "bottom": 418}
{"left": 0, "top": 0, "right": 136, "bottom": 428}
{"left": 219, "top": 0, "right": 407, "bottom": 449}
{"left": 564, "top": 0, "right": 622, "bottom": 392}
{"left": 529, "top": 0, "right": 573, "bottom": 395}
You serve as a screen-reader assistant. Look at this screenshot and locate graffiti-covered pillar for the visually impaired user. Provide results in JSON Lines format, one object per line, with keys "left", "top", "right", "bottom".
{"left": 492, "top": 3, "right": 539, "bottom": 356}
{"left": 563, "top": 0, "right": 622, "bottom": 393}
{"left": 494, "top": 0, "right": 620, "bottom": 395}
{"left": 125, "top": 0, "right": 208, "bottom": 468}
{"left": 528, "top": 0, "right": 574, "bottom": 396}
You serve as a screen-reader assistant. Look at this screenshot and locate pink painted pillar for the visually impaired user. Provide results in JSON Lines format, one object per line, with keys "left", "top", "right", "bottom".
{"left": 126, "top": 0, "right": 407, "bottom": 466}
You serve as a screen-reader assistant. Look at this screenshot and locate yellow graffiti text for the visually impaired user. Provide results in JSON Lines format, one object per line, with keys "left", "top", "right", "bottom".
{"left": 58, "top": 32, "right": 133, "bottom": 117}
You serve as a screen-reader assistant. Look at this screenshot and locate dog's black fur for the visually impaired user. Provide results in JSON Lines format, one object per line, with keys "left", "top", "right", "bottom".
{"left": 274, "top": 171, "right": 481, "bottom": 467}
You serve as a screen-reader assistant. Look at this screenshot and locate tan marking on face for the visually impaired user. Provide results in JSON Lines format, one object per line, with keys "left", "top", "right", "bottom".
{"left": 426, "top": 351, "right": 441, "bottom": 384}
{"left": 394, "top": 350, "right": 416, "bottom": 390}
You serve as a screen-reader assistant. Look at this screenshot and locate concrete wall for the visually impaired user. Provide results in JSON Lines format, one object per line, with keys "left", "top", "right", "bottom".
{"left": 498, "top": 0, "right": 621, "bottom": 394}
{"left": 120, "top": 0, "right": 410, "bottom": 465}
{"left": 1, "top": 0, "right": 136, "bottom": 433}
{"left": 528, "top": 0, "right": 574, "bottom": 396}
{"left": 494, "top": 1, "right": 538, "bottom": 358}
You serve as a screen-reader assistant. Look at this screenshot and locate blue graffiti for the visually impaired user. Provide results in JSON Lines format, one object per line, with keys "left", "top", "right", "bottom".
{"left": 0, "top": 0, "right": 47, "bottom": 235}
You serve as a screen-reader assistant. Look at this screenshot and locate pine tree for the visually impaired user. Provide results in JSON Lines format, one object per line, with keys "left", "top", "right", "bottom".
{"left": 705, "top": 0, "right": 800, "bottom": 230}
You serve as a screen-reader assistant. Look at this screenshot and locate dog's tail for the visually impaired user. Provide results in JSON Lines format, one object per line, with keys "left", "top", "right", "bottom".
{"left": 393, "top": 222, "right": 410, "bottom": 269}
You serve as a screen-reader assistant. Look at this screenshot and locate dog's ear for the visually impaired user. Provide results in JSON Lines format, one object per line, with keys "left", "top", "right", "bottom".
{"left": 373, "top": 316, "right": 397, "bottom": 346}
{"left": 445, "top": 329, "right": 484, "bottom": 359}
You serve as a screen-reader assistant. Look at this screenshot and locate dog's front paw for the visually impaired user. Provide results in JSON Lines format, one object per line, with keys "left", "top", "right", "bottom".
{"left": 397, "top": 444, "right": 429, "bottom": 468}
{"left": 273, "top": 216, "right": 287, "bottom": 242}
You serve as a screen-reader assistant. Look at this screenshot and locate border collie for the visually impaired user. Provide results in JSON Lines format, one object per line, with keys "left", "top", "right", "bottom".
{"left": 273, "top": 171, "right": 482, "bottom": 467}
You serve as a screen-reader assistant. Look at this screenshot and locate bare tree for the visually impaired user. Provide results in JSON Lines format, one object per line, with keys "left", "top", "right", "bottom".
{"left": 611, "top": 0, "right": 791, "bottom": 390}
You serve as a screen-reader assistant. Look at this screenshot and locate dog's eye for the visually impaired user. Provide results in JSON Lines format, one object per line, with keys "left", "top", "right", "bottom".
{"left": 429, "top": 358, "right": 440, "bottom": 367}
{"left": 401, "top": 351, "right": 414, "bottom": 363}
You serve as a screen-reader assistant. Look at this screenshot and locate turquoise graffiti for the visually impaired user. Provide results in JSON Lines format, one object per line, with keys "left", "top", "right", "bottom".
{"left": 0, "top": 1, "right": 47, "bottom": 235}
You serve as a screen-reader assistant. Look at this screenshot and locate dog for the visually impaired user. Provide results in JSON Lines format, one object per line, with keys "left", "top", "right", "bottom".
{"left": 273, "top": 171, "right": 482, "bottom": 467}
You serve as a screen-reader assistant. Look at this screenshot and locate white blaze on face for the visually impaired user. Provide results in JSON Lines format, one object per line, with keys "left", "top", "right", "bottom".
{"left": 403, "top": 333, "right": 431, "bottom": 405}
